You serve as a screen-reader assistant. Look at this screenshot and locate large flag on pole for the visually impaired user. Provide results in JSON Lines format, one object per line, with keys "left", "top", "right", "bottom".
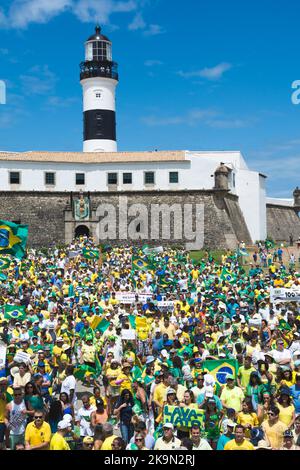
{"left": 202, "top": 359, "right": 239, "bottom": 387}
{"left": 0, "top": 220, "right": 28, "bottom": 259}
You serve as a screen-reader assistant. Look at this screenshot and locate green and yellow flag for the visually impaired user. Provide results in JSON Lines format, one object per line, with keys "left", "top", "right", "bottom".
{"left": 278, "top": 319, "right": 292, "bottom": 332}
{"left": 4, "top": 304, "right": 26, "bottom": 321}
{"left": 0, "top": 220, "right": 28, "bottom": 259}
{"left": 128, "top": 315, "right": 147, "bottom": 329}
{"left": 220, "top": 268, "right": 236, "bottom": 284}
{"left": 202, "top": 359, "right": 239, "bottom": 387}
{"left": 82, "top": 248, "right": 100, "bottom": 260}
{"left": 91, "top": 315, "right": 110, "bottom": 333}
{"left": 0, "top": 257, "right": 10, "bottom": 270}
{"left": 132, "top": 256, "right": 150, "bottom": 271}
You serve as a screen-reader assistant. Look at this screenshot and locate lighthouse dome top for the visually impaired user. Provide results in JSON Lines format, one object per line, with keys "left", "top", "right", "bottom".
{"left": 86, "top": 25, "right": 111, "bottom": 43}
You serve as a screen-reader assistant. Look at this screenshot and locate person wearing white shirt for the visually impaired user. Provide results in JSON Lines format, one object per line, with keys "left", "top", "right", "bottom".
{"left": 76, "top": 396, "right": 96, "bottom": 438}
{"left": 191, "top": 424, "right": 212, "bottom": 450}
{"left": 154, "top": 424, "right": 181, "bottom": 450}
{"left": 272, "top": 339, "right": 292, "bottom": 365}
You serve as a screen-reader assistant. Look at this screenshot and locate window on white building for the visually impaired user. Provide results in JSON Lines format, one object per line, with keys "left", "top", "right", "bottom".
{"left": 144, "top": 171, "right": 155, "bottom": 185}
{"left": 76, "top": 173, "right": 85, "bottom": 185}
{"left": 9, "top": 172, "right": 20, "bottom": 184}
{"left": 45, "top": 172, "right": 55, "bottom": 186}
{"left": 123, "top": 173, "right": 132, "bottom": 184}
{"left": 169, "top": 172, "right": 179, "bottom": 183}
{"left": 108, "top": 173, "right": 118, "bottom": 185}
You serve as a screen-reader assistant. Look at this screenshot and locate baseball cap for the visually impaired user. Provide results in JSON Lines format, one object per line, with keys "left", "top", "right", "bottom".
{"left": 57, "top": 420, "right": 70, "bottom": 430}
{"left": 226, "top": 374, "right": 235, "bottom": 381}
{"left": 166, "top": 388, "right": 177, "bottom": 395}
{"left": 83, "top": 436, "right": 94, "bottom": 444}
{"left": 145, "top": 356, "right": 155, "bottom": 365}
{"left": 163, "top": 423, "right": 174, "bottom": 430}
{"left": 283, "top": 429, "right": 293, "bottom": 438}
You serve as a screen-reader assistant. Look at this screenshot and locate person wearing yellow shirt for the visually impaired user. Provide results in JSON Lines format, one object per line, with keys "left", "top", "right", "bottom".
{"left": 160, "top": 318, "right": 176, "bottom": 340}
{"left": 276, "top": 389, "right": 296, "bottom": 427}
{"left": 262, "top": 406, "right": 287, "bottom": 449}
{"left": 100, "top": 423, "right": 118, "bottom": 450}
{"left": 224, "top": 425, "right": 255, "bottom": 450}
{"left": 220, "top": 375, "right": 244, "bottom": 412}
{"left": 52, "top": 338, "right": 64, "bottom": 368}
{"left": 153, "top": 374, "right": 169, "bottom": 413}
{"left": 25, "top": 412, "right": 51, "bottom": 450}
{"left": 237, "top": 356, "right": 256, "bottom": 390}
{"left": 237, "top": 400, "right": 259, "bottom": 438}
{"left": 116, "top": 363, "right": 133, "bottom": 394}
{"left": 50, "top": 420, "right": 71, "bottom": 450}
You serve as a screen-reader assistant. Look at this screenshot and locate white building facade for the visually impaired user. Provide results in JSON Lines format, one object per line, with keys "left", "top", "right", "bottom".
{"left": 0, "top": 149, "right": 267, "bottom": 243}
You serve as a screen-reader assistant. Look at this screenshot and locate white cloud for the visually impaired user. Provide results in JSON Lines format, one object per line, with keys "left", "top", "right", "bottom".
{"left": 143, "top": 24, "right": 165, "bottom": 36}
{"left": 142, "top": 108, "right": 218, "bottom": 126}
{"left": 142, "top": 108, "right": 255, "bottom": 130}
{"left": 46, "top": 96, "right": 79, "bottom": 107}
{"left": 73, "top": 0, "right": 136, "bottom": 24}
{"left": 0, "top": 0, "right": 136, "bottom": 29}
{"left": 8, "top": 0, "right": 72, "bottom": 29}
{"left": 251, "top": 155, "right": 300, "bottom": 181}
{"left": 144, "top": 59, "right": 163, "bottom": 67}
{"left": 178, "top": 62, "right": 232, "bottom": 81}
{"left": 20, "top": 65, "right": 58, "bottom": 95}
{"left": 128, "top": 11, "right": 145, "bottom": 30}
{"left": 207, "top": 118, "right": 251, "bottom": 129}
{"left": 0, "top": 8, "right": 6, "bottom": 26}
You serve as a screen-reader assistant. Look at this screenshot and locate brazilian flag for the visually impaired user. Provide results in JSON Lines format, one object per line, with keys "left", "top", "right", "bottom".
{"left": 82, "top": 248, "right": 100, "bottom": 260}
{"left": 220, "top": 268, "right": 236, "bottom": 284}
{"left": 4, "top": 304, "right": 26, "bottom": 321}
{"left": 278, "top": 319, "right": 292, "bottom": 332}
{"left": 0, "top": 220, "right": 28, "bottom": 259}
{"left": 202, "top": 359, "right": 239, "bottom": 387}
{"left": 74, "top": 364, "right": 97, "bottom": 380}
{"left": 132, "top": 256, "right": 150, "bottom": 271}
{"left": 0, "top": 257, "right": 10, "bottom": 270}
{"left": 0, "top": 272, "right": 7, "bottom": 281}
{"left": 159, "top": 274, "right": 174, "bottom": 288}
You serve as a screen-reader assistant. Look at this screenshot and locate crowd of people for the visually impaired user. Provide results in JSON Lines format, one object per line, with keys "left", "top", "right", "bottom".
{"left": 0, "top": 236, "right": 300, "bottom": 451}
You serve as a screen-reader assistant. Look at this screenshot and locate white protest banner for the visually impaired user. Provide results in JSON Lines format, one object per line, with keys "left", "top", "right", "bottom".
{"left": 270, "top": 287, "right": 300, "bottom": 303}
{"left": 143, "top": 246, "right": 164, "bottom": 255}
{"left": 157, "top": 301, "right": 174, "bottom": 310}
{"left": 0, "top": 342, "right": 6, "bottom": 369}
{"left": 115, "top": 292, "right": 153, "bottom": 304}
{"left": 115, "top": 292, "right": 136, "bottom": 304}
{"left": 121, "top": 329, "right": 136, "bottom": 340}
{"left": 13, "top": 351, "right": 31, "bottom": 364}
{"left": 68, "top": 250, "right": 81, "bottom": 258}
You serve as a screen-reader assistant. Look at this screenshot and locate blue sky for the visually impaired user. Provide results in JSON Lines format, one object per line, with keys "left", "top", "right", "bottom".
{"left": 0, "top": 0, "right": 300, "bottom": 197}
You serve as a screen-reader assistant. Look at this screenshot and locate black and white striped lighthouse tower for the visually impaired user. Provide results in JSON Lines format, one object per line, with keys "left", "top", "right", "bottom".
{"left": 80, "top": 25, "right": 118, "bottom": 152}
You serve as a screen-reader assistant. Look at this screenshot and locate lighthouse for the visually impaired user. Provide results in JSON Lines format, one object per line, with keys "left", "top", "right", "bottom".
{"left": 80, "top": 25, "right": 118, "bottom": 152}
